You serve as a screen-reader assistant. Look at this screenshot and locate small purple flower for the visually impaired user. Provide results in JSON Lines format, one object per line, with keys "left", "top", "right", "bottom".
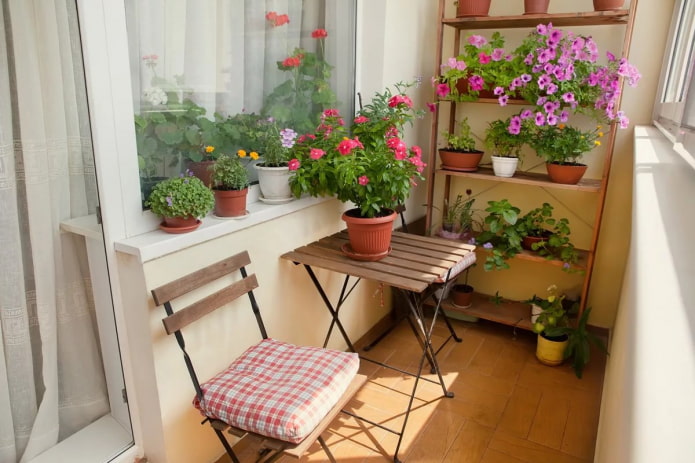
{"left": 498, "top": 95, "right": 509, "bottom": 106}
{"left": 535, "top": 112, "right": 546, "bottom": 126}
{"left": 563, "top": 262, "right": 570, "bottom": 270}
{"left": 537, "top": 74, "right": 552, "bottom": 90}
{"left": 166, "top": 196, "right": 173, "bottom": 207}
{"left": 491, "top": 48, "right": 505, "bottom": 61}
{"left": 469, "top": 75, "right": 484, "bottom": 91}
{"left": 508, "top": 116, "right": 521, "bottom": 135}
{"left": 468, "top": 34, "right": 487, "bottom": 48}
{"left": 559, "top": 110, "right": 569, "bottom": 123}
{"left": 524, "top": 53, "right": 535, "bottom": 65}
{"left": 494, "top": 86, "right": 505, "bottom": 96}
{"left": 520, "top": 73, "right": 532, "bottom": 83}
{"left": 547, "top": 29, "right": 563, "bottom": 46}
{"left": 547, "top": 113, "right": 559, "bottom": 126}
{"left": 468, "top": 237, "right": 476, "bottom": 245}
{"left": 520, "top": 109, "right": 533, "bottom": 120}
{"left": 546, "top": 83, "right": 558, "bottom": 95}
{"left": 483, "top": 242, "right": 494, "bottom": 250}
{"left": 562, "top": 92, "right": 575, "bottom": 103}
{"left": 280, "top": 128, "right": 298, "bottom": 148}
{"left": 536, "top": 24, "right": 548, "bottom": 35}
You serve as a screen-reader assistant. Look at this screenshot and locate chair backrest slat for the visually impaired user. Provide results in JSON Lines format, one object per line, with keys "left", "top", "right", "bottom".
{"left": 151, "top": 251, "right": 252, "bottom": 306}
{"left": 162, "top": 273, "right": 259, "bottom": 335}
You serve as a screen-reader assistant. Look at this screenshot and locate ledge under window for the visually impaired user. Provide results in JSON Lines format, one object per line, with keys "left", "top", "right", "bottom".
{"left": 114, "top": 194, "right": 332, "bottom": 263}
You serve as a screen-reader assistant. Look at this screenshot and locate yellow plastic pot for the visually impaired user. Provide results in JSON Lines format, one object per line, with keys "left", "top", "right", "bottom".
{"left": 536, "top": 333, "right": 569, "bottom": 366}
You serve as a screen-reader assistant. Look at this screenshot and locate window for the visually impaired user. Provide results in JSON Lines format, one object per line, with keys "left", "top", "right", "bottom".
{"left": 654, "top": 0, "right": 695, "bottom": 156}
{"left": 125, "top": 1, "right": 357, "bottom": 206}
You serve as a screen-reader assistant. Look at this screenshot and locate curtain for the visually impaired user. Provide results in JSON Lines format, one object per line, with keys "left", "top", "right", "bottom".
{"left": 0, "top": 0, "right": 109, "bottom": 461}
{"left": 128, "top": 0, "right": 317, "bottom": 116}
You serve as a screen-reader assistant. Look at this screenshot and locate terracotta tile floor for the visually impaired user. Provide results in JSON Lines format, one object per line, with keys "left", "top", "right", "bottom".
{"left": 217, "top": 317, "right": 606, "bottom": 463}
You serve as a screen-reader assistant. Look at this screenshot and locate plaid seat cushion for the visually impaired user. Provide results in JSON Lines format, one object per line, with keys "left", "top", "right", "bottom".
{"left": 194, "top": 338, "right": 359, "bottom": 443}
{"left": 434, "top": 251, "right": 476, "bottom": 283}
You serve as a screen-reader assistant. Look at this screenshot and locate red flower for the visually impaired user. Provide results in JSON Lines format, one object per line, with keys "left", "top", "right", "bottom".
{"left": 388, "top": 94, "right": 413, "bottom": 108}
{"left": 354, "top": 116, "right": 369, "bottom": 124}
{"left": 338, "top": 139, "right": 358, "bottom": 155}
{"left": 358, "top": 175, "right": 369, "bottom": 186}
{"left": 265, "top": 11, "right": 277, "bottom": 22}
{"left": 282, "top": 56, "right": 301, "bottom": 68}
{"left": 311, "top": 29, "right": 328, "bottom": 39}
{"left": 274, "top": 14, "right": 290, "bottom": 26}
{"left": 310, "top": 148, "right": 325, "bottom": 160}
{"left": 288, "top": 158, "right": 300, "bottom": 171}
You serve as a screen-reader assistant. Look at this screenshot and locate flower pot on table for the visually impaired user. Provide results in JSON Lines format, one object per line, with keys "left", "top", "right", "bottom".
{"left": 439, "top": 148, "right": 483, "bottom": 172}
{"left": 341, "top": 208, "right": 397, "bottom": 261}
{"left": 546, "top": 162, "right": 588, "bottom": 185}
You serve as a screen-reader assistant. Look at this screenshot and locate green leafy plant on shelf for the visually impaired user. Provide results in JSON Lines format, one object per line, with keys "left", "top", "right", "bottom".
{"left": 475, "top": 199, "right": 523, "bottom": 271}
{"left": 211, "top": 151, "right": 256, "bottom": 191}
{"left": 484, "top": 118, "right": 525, "bottom": 158}
{"left": 441, "top": 117, "right": 481, "bottom": 152}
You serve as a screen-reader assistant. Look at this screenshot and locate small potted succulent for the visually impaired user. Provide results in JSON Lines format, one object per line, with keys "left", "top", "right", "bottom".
{"left": 438, "top": 118, "right": 484, "bottom": 172}
{"left": 146, "top": 170, "right": 215, "bottom": 233}
{"left": 210, "top": 150, "right": 255, "bottom": 217}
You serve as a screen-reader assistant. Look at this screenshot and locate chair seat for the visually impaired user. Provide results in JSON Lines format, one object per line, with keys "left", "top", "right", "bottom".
{"left": 194, "top": 338, "right": 359, "bottom": 444}
{"left": 434, "top": 250, "right": 477, "bottom": 283}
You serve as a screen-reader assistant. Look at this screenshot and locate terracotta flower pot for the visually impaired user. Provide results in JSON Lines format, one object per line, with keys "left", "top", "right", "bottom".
{"left": 546, "top": 162, "right": 588, "bottom": 185}
{"left": 456, "top": 0, "right": 491, "bottom": 17}
{"left": 524, "top": 0, "right": 550, "bottom": 14}
{"left": 451, "top": 284, "right": 474, "bottom": 308}
{"left": 341, "top": 208, "right": 397, "bottom": 260}
{"left": 439, "top": 149, "right": 483, "bottom": 172}
{"left": 593, "top": 0, "right": 625, "bottom": 11}
{"left": 160, "top": 216, "right": 201, "bottom": 234}
{"left": 187, "top": 160, "right": 215, "bottom": 187}
{"left": 521, "top": 232, "right": 551, "bottom": 251}
{"left": 213, "top": 188, "right": 248, "bottom": 217}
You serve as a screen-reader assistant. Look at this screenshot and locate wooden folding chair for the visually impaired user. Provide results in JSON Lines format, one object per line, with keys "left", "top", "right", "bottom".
{"left": 151, "top": 251, "right": 367, "bottom": 463}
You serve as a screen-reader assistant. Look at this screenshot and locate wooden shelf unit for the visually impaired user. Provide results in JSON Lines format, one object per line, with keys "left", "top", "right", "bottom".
{"left": 435, "top": 292, "right": 535, "bottom": 331}
{"left": 425, "top": 0, "right": 639, "bottom": 324}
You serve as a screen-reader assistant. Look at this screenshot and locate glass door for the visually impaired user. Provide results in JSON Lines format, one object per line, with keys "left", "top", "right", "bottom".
{"left": 0, "top": 1, "right": 132, "bottom": 461}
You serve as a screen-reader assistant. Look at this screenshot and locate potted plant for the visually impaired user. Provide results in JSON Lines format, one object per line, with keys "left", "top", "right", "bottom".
{"left": 210, "top": 150, "right": 256, "bottom": 218}
{"left": 451, "top": 268, "right": 475, "bottom": 308}
{"left": 253, "top": 119, "right": 298, "bottom": 203}
{"left": 262, "top": 29, "right": 337, "bottom": 134}
{"left": 435, "top": 32, "right": 516, "bottom": 102}
{"left": 289, "top": 81, "right": 426, "bottom": 259}
{"left": 484, "top": 118, "right": 525, "bottom": 177}
{"left": 526, "top": 123, "right": 604, "bottom": 184}
{"left": 475, "top": 199, "right": 523, "bottom": 271}
{"left": 145, "top": 170, "right": 215, "bottom": 233}
{"left": 438, "top": 117, "right": 484, "bottom": 171}
{"left": 529, "top": 285, "right": 571, "bottom": 366}
{"left": 455, "top": 0, "right": 491, "bottom": 18}
{"left": 437, "top": 189, "right": 481, "bottom": 240}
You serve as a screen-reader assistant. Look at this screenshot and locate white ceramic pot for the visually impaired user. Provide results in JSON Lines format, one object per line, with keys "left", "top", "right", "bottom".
{"left": 491, "top": 156, "right": 519, "bottom": 178}
{"left": 255, "top": 164, "right": 293, "bottom": 202}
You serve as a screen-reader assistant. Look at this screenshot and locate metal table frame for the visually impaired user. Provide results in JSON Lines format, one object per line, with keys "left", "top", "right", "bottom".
{"left": 282, "top": 231, "right": 476, "bottom": 462}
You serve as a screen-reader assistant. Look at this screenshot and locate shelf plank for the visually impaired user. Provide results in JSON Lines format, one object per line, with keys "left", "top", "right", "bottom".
{"left": 443, "top": 10, "right": 630, "bottom": 30}
{"left": 434, "top": 166, "right": 602, "bottom": 192}
{"left": 473, "top": 245, "right": 590, "bottom": 270}
{"left": 437, "top": 292, "right": 534, "bottom": 331}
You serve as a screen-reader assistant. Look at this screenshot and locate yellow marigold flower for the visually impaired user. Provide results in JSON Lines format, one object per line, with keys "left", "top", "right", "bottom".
{"left": 595, "top": 140, "right": 601, "bottom": 146}
{"left": 598, "top": 132, "right": 604, "bottom": 137}
{"left": 237, "top": 149, "right": 247, "bottom": 158}
{"left": 597, "top": 125, "right": 602, "bottom": 130}
{"left": 250, "top": 151, "right": 259, "bottom": 160}
{"left": 205, "top": 145, "right": 215, "bottom": 153}
{"left": 558, "top": 123, "right": 566, "bottom": 130}
{"left": 548, "top": 295, "right": 556, "bottom": 303}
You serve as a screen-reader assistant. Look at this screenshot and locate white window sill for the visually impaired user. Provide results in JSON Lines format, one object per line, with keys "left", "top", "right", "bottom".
{"left": 114, "top": 194, "right": 333, "bottom": 263}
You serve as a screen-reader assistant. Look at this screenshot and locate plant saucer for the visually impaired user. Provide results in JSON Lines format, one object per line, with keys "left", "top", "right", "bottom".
{"left": 440, "top": 164, "right": 479, "bottom": 172}
{"left": 213, "top": 211, "right": 249, "bottom": 220}
{"left": 340, "top": 243, "right": 391, "bottom": 262}
{"left": 159, "top": 219, "right": 202, "bottom": 234}
{"left": 258, "top": 195, "right": 294, "bottom": 205}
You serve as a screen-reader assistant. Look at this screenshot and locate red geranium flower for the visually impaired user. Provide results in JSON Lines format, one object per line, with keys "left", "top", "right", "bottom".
{"left": 311, "top": 29, "right": 328, "bottom": 39}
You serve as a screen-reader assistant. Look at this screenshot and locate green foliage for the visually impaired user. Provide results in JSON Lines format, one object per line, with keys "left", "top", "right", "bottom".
{"left": 526, "top": 123, "right": 605, "bottom": 164}
{"left": 528, "top": 285, "right": 571, "bottom": 335}
{"left": 134, "top": 100, "right": 206, "bottom": 178}
{"left": 475, "top": 199, "right": 523, "bottom": 271}
{"left": 442, "top": 191, "right": 481, "bottom": 233}
{"left": 562, "top": 307, "right": 609, "bottom": 379}
{"left": 211, "top": 154, "right": 250, "bottom": 190}
{"left": 476, "top": 201, "right": 580, "bottom": 271}
{"left": 145, "top": 172, "right": 214, "bottom": 219}
{"left": 484, "top": 118, "right": 525, "bottom": 158}
{"left": 289, "top": 81, "right": 426, "bottom": 218}
{"left": 262, "top": 43, "right": 337, "bottom": 134}
{"left": 441, "top": 117, "right": 479, "bottom": 152}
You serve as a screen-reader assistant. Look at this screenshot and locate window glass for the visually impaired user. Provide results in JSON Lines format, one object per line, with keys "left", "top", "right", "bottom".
{"left": 125, "top": 1, "right": 356, "bottom": 207}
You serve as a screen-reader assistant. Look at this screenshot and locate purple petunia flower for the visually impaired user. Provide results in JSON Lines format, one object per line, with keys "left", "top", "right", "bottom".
{"left": 535, "top": 112, "right": 546, "bottom": 126}
{"left": 520, "top": 109, "right": 533, "bottom": 119}
{"left": 483, "top": 242, "right": 494, "bottom": 249}
{"left": 166, "top": 196, "right": 173, "bottom": 207}
{"left": 498, "top": 95, "right": 509, "bottom": 106}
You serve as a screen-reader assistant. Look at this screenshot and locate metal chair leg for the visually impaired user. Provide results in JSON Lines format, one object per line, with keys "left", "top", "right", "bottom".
{"left": 318, "top": 435, "right": 337, "bottom": 463}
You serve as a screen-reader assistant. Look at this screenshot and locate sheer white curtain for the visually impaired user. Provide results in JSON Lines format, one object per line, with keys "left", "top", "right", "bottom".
{"left": 0, "top": 1, "right": 109, "bottom": 462}
{"left": 128, "top": 0, "right": 317, "bottom": 116}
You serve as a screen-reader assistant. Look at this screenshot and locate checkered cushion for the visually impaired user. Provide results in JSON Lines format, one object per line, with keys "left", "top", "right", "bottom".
{"left": 194, "top": 338, "right": 359, "bottom": 443}
{"left": 434, "top": 251, "right": 477, "bottom": 283}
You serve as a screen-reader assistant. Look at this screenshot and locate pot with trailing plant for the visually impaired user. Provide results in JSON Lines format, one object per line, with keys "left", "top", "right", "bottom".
{"left": 484, "top": 118, "right": 525, "bottom": 177}
{"left": 253, "top": 119, "right": 297, "bottom": 203}
{"left": 210, "top": 150, "right": 256, "bottom": 218}
{"left": 435, "top": 32, "right": 515, "bottom": 103}
{"left": 436, "top": 189, "right": 481, "bottom": 240}
{"left": 289, "top": 81, "right": 426, "bottom": 260}
{"left": 438, "top": 117, "right": 484, "bottom": 172}
{"left": 145, "top": 170, "right": 215, "bottom": 233}
{"left": 489, "top": 24, "right": 640, "bottom": 182}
